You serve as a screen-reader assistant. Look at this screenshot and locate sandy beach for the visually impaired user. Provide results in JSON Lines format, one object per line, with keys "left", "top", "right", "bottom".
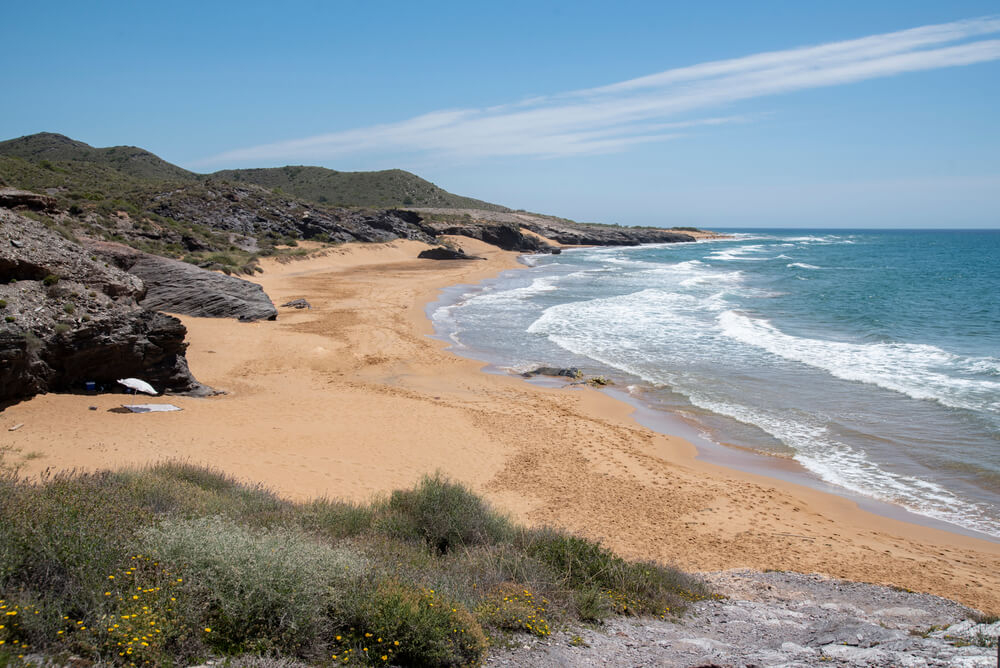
{"left": 4, "top": 237, "right": 999, "bottom": 614}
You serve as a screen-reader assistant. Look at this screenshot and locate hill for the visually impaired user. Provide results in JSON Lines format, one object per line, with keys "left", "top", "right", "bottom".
{"left": 0, "top": 132, "right": 197, "bottom": 182}
{"left": 0, "top": 133, "right": 508, "bottom": 210}
{"left": 211, "top": 165, "right": 510, "bottom": 211}
{"left": 0, "top": 132, "right": 697, "bottom": 268}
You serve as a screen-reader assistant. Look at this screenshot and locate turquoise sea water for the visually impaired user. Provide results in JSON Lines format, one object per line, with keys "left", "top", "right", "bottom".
{"left": 431, "top": 230, "right": 1000, "bottom": 539}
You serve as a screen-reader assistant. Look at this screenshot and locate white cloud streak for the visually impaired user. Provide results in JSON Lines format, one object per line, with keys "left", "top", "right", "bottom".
{"left": 203, "top": 16, "right": 1000, "bottom": 165}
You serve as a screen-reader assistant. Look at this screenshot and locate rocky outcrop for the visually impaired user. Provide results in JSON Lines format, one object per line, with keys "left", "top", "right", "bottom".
{"left": 90, "top": 242, "right": 277, "bottom": 321}
{"left": 418, "top": 246, "right": 484, "bottom": 260}
{"left": 415, "top": 208, "right": 695, "bottom": 248}
{"left": 518, "top": 220, "right": 696, "bottom": 246}
{"left": 0, "top": 209, "right": 209, "bottom": 404}
{"left": 522, "top": 366, "right": 582, "bottom": 379}
{"left": 487, "top": 570, "right": 1000, "bottom": 667}
{"left": 147, "top": 182, "right": 437, "bottom": 245}
{"left": 0, "top": 188, "right": 57, "bottom": 212}
{"left": 423, "top": 221, "right": 559, "bottom": 253}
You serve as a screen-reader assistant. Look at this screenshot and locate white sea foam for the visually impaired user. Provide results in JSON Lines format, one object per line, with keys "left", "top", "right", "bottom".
{"left": 684, "top": 394, "right": 1000, "bottom": 537}
{"left": 464, "top": 275, "right": 561, "bottom": 306}
{"left": 717, "top": 311, "right": 1000, "bottom": 415}
{"left": 787, "top": 262, "right": 821, "bottom": 269}
{"left": 707, "top": 244, "right": 773, "bottom": 261}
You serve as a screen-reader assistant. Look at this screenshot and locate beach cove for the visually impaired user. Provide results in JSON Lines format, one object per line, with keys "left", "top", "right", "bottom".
{"left": 5, "top": 237, "right": 1000, "bottom": 615}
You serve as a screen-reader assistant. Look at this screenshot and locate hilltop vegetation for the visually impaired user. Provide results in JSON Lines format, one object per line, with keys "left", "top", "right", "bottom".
{"left": 214, "top": 166, "right": 509, "bottom": 211}
{"left": 0, "top": 132, "right": 197, "bottom": 182}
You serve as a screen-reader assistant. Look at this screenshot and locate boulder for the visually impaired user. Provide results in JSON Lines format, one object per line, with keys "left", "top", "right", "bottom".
{"left": 418, "top": 246, "right": 484, "bottom": 260}
{"left": 522, "top": 366, "right": 582, "bottom": 379}
{"left": 281, "top": 298, "right": 311, "bottom": 309}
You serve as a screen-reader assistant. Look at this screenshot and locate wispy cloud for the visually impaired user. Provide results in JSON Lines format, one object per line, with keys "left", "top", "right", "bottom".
{"left": 201, "top": 16, "right": 1000, "bottom": 165}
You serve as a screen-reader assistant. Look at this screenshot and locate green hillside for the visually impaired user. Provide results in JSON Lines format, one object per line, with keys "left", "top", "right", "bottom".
{"left": 0, "top": 133, "right": 510, "bottom": 211}
{"left": 0, "top": 132, "right": 197, "bottom": 182}
{"left": 211, "top": 165, "right": 510, "bottom": 211}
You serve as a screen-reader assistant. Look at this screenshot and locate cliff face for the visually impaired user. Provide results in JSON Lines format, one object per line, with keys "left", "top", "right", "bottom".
{"left": 0, "top": 209, "right": 209, "bottom": 404}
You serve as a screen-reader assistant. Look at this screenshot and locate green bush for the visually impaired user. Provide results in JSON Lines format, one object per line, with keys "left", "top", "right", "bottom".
{"left": 333, "top": 580, "right": 488, "bottom": 666}
{"left": 42, "top": 274, "right": 60, "bottom": 287}
{"left": 140, "top": 516, "right": 364, "bottom": 655}
{"left": 519, "top": 527, "right": 708, "bottom": 616}
{"left": 299, "top": 497, "right": 375, "bottom": 539}
{"left": 205, "top": 253, "right": 238, "bottom": 266}
{"left": 380, "top": 474, "right": 512, "bottom": 554}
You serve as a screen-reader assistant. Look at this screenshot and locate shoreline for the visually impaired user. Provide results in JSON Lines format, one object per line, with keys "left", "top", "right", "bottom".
{"left": 427, "top": 243, "right": 1000, "bottom": 544}
{"left": 4, "top": 237, "right": 1000, "bottom": 613}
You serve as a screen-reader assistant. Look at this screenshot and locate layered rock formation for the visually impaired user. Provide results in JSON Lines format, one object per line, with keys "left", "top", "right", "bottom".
{"left": 0, "top": 209, "right": 209, "bottom": 404}
{"left": 91, "top": 242, "right": 278, "bottom": 321}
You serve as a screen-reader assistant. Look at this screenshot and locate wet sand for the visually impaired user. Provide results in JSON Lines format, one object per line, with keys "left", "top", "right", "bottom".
{"left": 4, "top": 236, "right": 999, "bottom": 613}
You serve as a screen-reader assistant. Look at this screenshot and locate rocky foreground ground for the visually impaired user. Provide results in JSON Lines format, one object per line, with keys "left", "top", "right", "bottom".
{"left": 487, "top": 570, "right": 1000, "bottom": 667}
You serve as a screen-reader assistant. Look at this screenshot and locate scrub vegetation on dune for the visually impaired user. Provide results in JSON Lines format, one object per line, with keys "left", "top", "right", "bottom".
{"left": 0, "top": 452, "right": 708, "bottom": 667}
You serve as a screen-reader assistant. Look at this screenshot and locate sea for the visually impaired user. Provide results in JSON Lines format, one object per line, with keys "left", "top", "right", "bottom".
{"left": 429, "top": 229, "right": 1000, "bottom": 540}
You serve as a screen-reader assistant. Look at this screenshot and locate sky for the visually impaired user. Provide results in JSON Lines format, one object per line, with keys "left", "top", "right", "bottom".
{"left": 3, "top": 1, "right": 998, "bottom": 228}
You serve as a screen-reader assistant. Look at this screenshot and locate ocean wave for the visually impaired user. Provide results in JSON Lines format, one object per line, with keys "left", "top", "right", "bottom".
{"left": 464, "top": 275, "right": 561, "bottom": 306}
{"left": 787, "top": 262, "right": 821, "bottom": 269}
{"left": 684, "top": 394, "right": 1000, "bottom": 537}
{"left": 707, "top": 244, "right": 773, "bottom": 261}
{"left": 717, "top": 311, "right": 1000, "bottom": 415}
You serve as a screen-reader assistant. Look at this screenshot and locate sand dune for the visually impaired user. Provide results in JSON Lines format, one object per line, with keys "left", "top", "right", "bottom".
{"left": 5, "top": 238, "right": 998, "bottom": 613}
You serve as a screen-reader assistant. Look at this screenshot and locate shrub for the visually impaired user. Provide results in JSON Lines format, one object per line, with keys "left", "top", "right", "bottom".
{"left": 63, "top": 303, "right": 75, "bottom": 314}
{"left": 205, "top": 253, "right": 237, "bottom": 267}
{"left": 475, "top": 583, "right": 551, "bottom": 637}
{"left": 333, "top": 580, "right": 488, "bottom": 666}
{"left": 380, "top": 474, "right": 511, "bottom": 554}
{"left": 42, "top": 274, "right": 60, "bottom": 287}
{"left": 0, "top": 299, "right": 6, "bottom": 308}
{"left": 299, "top": 498, "right": 375, "bottom": 540}
{"left": 4, "top": 316, "right": 14, "bottom": 323}
{"left": 519, "top": 527, "right": 708, "bottom": 616}
{"left": 0, "top": 470, "right": 149, "bottom": 641}
{"left": 140, "top": 516, "right": 364, "bottom": 655}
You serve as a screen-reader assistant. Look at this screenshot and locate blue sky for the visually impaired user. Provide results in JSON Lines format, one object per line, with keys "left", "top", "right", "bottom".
{"left": 3, "top": 1, "right": 998, "bottom": 228}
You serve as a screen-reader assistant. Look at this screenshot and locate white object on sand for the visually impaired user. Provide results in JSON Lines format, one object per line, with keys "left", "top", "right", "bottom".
{"left": 122, "top": 404, "right": 181, "bottom": 413}
{"left": 117, "top": 378, "right": 157, "bottom": 395}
